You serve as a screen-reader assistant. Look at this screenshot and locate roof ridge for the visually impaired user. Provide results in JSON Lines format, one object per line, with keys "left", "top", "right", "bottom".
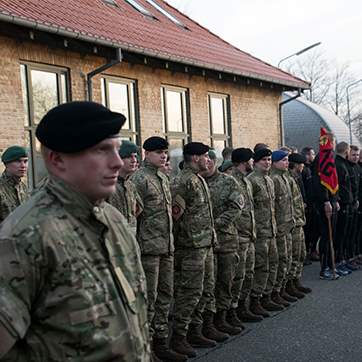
{"left": 162, "top": 0, "right": 307, "bottom": 85}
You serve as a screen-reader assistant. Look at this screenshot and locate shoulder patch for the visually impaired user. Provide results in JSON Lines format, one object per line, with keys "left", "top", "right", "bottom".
{"left": 172, "top": 194, "right": 186, "bottom": 221}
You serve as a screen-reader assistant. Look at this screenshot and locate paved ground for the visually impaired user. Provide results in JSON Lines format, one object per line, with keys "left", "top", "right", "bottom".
{"left": 193, "top": 262, "right": 362, "bottom": 362}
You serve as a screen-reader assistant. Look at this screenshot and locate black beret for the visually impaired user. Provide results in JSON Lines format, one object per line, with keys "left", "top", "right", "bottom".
{"left": 143, "top": 137, "right": 168, "bottom": 151}
{"left": 289, "top": 153, "right": 306, "bottom": 164}
{"left": 183, "top": 142, "right": 209, "bottom": 156}
{"left": 254, "top": 148, "right": 272, "bottom": 162}
{"left": 254, "top": 143, "right": 269, "bottom": 152}
{"left": 232, "top": 148, "right": 254, "bottom": 163}
{"left": 35, "top": 101, "right": 126, "bottom": 153}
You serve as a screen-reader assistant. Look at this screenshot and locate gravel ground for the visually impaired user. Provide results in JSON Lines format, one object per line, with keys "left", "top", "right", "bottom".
{"left": 193, "top": 262, "right": 362, "bottom": 362}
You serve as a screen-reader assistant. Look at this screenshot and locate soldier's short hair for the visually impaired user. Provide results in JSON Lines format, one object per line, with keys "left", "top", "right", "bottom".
{"left": 301, "top": 146, "right": 314, "bottom": 155}
{"left": 350, "top": 145, "right": 359, "bottom": 152}
{"left": 336, "top": 141, "right": 349, "bottom": 154}
{"left": 221, "top": 147, "right": 233, "bottom": 160}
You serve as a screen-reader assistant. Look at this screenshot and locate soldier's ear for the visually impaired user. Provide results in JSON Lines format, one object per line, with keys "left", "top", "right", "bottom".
{"left": 47, "top": 150, "right": 67, "bottom": 172}
{"left": 192, "top": 154, "right": 199, "bottom": 163}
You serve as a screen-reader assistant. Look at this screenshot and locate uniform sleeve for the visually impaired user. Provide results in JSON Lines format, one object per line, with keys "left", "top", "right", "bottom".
{"left": 130, "top": 172, "right": 146, "bottom": 201}
{"left": 214, "top": 178, "right": 244, "bottom": 230}
{"left": 0, "top": 227, "right": 45, "bottom": 343}
{"left": 0, "top": 192, "right": 6, "bottom": 224}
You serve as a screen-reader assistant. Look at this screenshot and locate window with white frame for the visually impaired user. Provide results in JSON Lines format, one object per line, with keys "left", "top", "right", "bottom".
{"left": 101, "top": 77, "right": 139, "bottom": 143}
{"left": 161, "top": 86, "right": 190, "bottom": 151}
{"left": 208, "top": 93, "right": 231, "bottom": 152}
{"left": 20, "top": 63, "right": 69, "bottom": 189}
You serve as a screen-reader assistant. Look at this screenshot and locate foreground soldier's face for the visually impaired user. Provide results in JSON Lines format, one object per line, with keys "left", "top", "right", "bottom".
{"left": 61, "top": 138, "right": 123, "bottom": 203}
{"left": 273, "top": 156, "right": 289, "bottom": 171}
{"left": 198, "top": 152, "right": 210, "bottom": 172}
{"left": 121, "top": 153, "right": 138, "bottom": 175}
{"left": 255, "top": 156, "right": 272, "bottom": 172}
{"left": 145, "top": 149, "right": 168, "bottom": 168}
{"left": 306, "top": 150, "right": 315, "bottom": 163}
{"left": 5, "top": 157, "right": 28, "bottom": 178}
{"left": 349, "top": 150, "right": 359, "bottom": 164}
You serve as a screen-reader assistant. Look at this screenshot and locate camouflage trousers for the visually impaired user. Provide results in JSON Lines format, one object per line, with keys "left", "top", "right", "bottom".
{"left": 231, "top": 238, "right": 255, "bottom": 308}
{"left": 251, "top": 237, "right": 278, "bottom": 297}
{"left": 173, "top": 247, "right": 216, "bottom": 336}
{"left": 273, "top": 232, "right": 293, "bottom": 292}
{"left": 141, "top": 254, "right": 174, "bottom": 339}
{"left": 288, "top": 226, "right": 307, "bottom": 280}
{"left": 214, "top": 251, "right": 239, "bottom": 311}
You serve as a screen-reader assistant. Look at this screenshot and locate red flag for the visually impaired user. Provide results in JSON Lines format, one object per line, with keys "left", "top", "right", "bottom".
{"left": 319, "top": 127, "right": 339, "bottom": 194}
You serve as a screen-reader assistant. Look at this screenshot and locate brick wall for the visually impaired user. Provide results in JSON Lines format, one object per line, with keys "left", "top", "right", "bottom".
{"left": 0, "top": 35, "right": 282, "bottom": 165}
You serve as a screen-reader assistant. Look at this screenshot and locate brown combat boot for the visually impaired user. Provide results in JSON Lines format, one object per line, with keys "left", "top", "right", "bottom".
{"left": 237, "top": 299, "right": 263, "bottom": 322}
{"left": 226, "top": 308, "right": 245, "bottom": 330}
{"left": 260, "top": 294, "right": 284, "bottom": 311}
{"left": 249, "top": 296, "right": 270, "bottom": 318}
{"left": 187, "top": 324, "right": 217, "bottom": 348}
{"left": 280, "top": 287, "right": 298, "bottom": 303}
{"left": 153, "top": 337, "right": 188, "bottom": 362}
{"left": 214, "top": 310, "right": 242, "bottom": 335}
{"left": 202, "top": 311, "right": 229, "bottom": 342}
{"left": 286, "top": 280, "right": 305, "bottom": 299}
{"left": 294, "top": 278, "right": 312, "bottom": 294}
{"left": 271, "top": 290, "right": 290, "bottom": 307}
{"left": 170, "top": 333, "right": 196, "bottom": 358}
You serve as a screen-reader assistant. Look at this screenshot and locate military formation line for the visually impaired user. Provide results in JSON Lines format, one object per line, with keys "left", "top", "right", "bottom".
{"left": 0, "top": 101, "right": 361, "bottom": 362}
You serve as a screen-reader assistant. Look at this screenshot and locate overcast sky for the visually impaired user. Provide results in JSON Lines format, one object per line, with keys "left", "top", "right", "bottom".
{"left": 166, "top": 0, "right": 362, "bottom": 76}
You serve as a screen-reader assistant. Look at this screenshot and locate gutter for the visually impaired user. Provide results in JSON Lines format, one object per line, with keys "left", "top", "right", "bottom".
{"left": 0, "top": 12, "right": 309, "bottom": 90}
{"left": 87, "top": 48, "right": 122, "bottom": 101}
{"left": 279, "top": 90, "right": 302, "bottom": 146}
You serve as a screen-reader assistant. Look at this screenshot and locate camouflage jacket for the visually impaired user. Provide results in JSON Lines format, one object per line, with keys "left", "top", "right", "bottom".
{"left": 205, "top": 170, "right": 244, "bottom": 252}
{"left": 0, "top": 176, "right": 150, "bottom": 362}
{"left": 171, "top": 164, "right": 215, "bottom": 249}
{"left": 130, "top": 161, "right": 173, "bottom": 255}
{"left": 247, "top": 169, "right": 277, "bottom": 239}
{"left": 289, "top": 171, "right": 306, "bottom": 227}
{"left": 0, "top": 171, "right": 28, "bottom": 223}
{"left": 270, "top": 168, "right": 295, "bottom": 235}
{"left": 232, "top": 168, "right": 257, "bottom": 242}
{"left": 109, "top": 176, "right": 143, "bottom": 236}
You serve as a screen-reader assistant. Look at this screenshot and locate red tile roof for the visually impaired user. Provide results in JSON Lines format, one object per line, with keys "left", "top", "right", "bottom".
{"left": 0, "top": 0, "right": 308, "bottom": 88}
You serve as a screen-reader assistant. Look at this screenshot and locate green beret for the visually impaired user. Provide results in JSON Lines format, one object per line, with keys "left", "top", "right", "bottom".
{"left": 220, "top": 160, "right": 233, "bottom": 172}
{"left": 219, "top": 160, "right": 234, "bottom": 172}
{"left": 183, "top": 142, "right": 209, "bottom": 156}
{"left": 143, "top": 137, "right": 168, "bottom": 151}
{"left": 35, "top": 101, "right": 126, "bottom": 153}
{"left": 1, "top": 146, "right": 28, "bottom": 164}
{"left": 119, "top": 140, "right": 138, "bottom": 158}
{"left": 208, "top": 149, "right": 217, "bottom": 160}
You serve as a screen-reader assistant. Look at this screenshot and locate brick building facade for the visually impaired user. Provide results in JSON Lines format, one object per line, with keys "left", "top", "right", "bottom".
{"left": 0, "top": 0, "right": 308, "bottom": 187}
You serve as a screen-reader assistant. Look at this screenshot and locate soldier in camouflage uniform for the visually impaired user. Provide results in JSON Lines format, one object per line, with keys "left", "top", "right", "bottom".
{"left": 108, "top": 140, "right": 143, "bottom": 236}
{"left": 230, "top": 148, "right": 263, "bottom": 323}
{"left": 131, "top": 137, "right": 186, "bottom": 362}
{"left": 0, "top": 101, "right": 150, "bottom": 361}
{"left": 170, "top": 142, "right": 224, "bottom": 358}
{"left": 201, "top": 150, "right": 244, "bottom": 336}
{"left": 247, "top": 148, "right": 278, "bottom": 318}
{"left": 288, "top": 153, "right": 312, "bottom": 294}
{"left": 0, "top": 146, "right": 28, "bottom": 223}
{"left": 269, "top": 150, "right": 297, "bottom": 309}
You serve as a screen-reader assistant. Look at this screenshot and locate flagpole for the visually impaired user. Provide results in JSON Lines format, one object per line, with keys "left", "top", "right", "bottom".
{"left": 327, "top": 215, "right": 336, "bottom": 279}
